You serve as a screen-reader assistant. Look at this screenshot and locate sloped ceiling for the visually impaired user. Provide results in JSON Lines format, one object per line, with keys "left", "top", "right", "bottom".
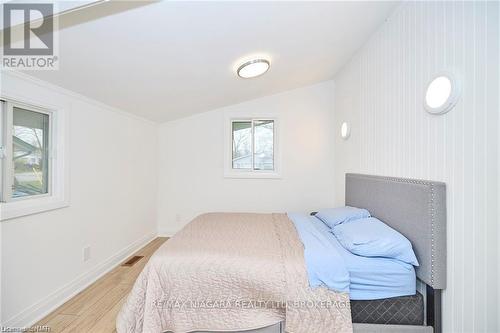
{"left": 26, "top": 1, "right": 399, "bottom": 122}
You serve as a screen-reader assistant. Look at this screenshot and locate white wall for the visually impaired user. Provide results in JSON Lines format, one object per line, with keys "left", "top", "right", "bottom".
{"left": 333, "top": 2, "right": 499, "bottom": 333}
{"left": 157, "top": 81, "right": 335, "bottom": 235}
{"left": 0, "top": 71, "right": 159, "bottom": 326}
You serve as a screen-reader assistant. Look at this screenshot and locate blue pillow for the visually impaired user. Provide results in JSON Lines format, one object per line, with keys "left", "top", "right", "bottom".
{"left": 332, "top": 217, "right": 419, "bottom": 266}
{"left": 315, "top": 206, "right": 370, "bottom": 228}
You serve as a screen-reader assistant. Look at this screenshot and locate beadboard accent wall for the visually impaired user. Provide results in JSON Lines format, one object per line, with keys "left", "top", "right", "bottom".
{"left": 333, "top": 2, "right": 499, "bottom": 333}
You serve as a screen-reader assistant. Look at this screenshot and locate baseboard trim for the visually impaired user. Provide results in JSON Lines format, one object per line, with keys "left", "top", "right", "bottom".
{"left": 3, "top": 232, "right": 157, "bottom": 328}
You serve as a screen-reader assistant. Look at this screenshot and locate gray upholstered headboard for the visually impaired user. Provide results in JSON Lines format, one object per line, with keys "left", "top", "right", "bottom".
{"left": 345, "top": 173, "right": 446, "bottom": 290}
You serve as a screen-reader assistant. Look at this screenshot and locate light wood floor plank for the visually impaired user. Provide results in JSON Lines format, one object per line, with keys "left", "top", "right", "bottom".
{"left": 88, "top": 295, "right": 128, "bottom": 333}
{"left": 58, "top": 274, "right": 124, "bottom": 315}
{"left": 60, "top": 284, "right": 130, "bottom": 333}
{"left": 41, "top": 314, "right": 78, "bottom": 333}
{"left": 34, "top": 237, "right": 168, "bottom": 332}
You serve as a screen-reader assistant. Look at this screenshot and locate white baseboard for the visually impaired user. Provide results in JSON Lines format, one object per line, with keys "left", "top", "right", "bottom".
{"left": 3, "top": 231, "right": 157, "bottom": 328}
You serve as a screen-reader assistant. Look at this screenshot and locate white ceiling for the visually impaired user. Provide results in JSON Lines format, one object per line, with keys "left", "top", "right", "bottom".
{"left": 26, "top": 1, "right": 399, "bottom": 122}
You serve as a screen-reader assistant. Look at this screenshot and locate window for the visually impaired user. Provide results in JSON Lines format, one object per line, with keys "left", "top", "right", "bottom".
{"left": 1, "top": 102, "right": 52, "bottom": 201}
{"left": 0, "top": 98, "right": 69, "bottom": 220}
{"left": 12, "top": 107, "right": 50, "bottom": 198}
{"left": 226, "top": 118, "right": 280, "bottom": 178}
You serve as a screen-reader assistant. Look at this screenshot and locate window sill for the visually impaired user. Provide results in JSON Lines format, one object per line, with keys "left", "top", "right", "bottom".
{"left": 224, "top": 171, "right": 282, "bottom": 179}
{"left": 0, "top": 195, "right": 69, "bottom": 221}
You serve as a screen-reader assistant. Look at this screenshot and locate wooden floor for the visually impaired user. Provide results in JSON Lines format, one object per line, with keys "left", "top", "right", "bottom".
{"left": 35, "top": 237, "right": 168, "bottom": 333}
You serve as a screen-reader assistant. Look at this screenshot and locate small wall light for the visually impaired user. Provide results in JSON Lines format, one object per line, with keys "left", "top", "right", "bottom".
{"left": 341, "top": 122, "right": 350, "bottom": 140}
{"left": 424, "top": 72, "right": 461, "bottom": 115}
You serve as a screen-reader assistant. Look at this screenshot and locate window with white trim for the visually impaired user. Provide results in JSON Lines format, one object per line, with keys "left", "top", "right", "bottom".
{"left": 225, "top": 118, "right": 280, "bottom": 178}
{"left": 0, "top": 98, "right": 69, "bottom": 220}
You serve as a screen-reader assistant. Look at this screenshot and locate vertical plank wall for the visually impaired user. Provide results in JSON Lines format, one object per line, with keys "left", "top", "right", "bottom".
{"left": 332, "top": 2, "right": 499, "bottom": 333}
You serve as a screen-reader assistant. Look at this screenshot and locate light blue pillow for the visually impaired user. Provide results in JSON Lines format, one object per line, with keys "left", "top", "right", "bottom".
{"left": 315, "top": 206, "right": 371, "bottom": 228}
{"left": 332, "top": 217, "right": 419, "bottom": 266}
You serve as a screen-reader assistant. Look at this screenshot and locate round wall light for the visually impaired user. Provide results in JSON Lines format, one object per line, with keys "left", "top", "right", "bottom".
{"left": 424, "top": 72, "right": 461, "bottom": 115}
{"left": 237, "top": 59, "right": 270, "bottom": 79}
{"left": 340, "top": 122, "right": 350, "bottom": 140}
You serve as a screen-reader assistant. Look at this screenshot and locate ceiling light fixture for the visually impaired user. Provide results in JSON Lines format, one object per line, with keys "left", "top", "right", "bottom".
{"left": 237, "top": 59, "right": 270, "bottom": 79}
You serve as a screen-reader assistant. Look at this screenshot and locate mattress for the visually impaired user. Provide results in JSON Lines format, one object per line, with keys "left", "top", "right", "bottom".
{"left": 310, "top": 215, "right": 417, "bottom": 300}
{"left": 351, "top": 292, "right": 424, "bottom": 325}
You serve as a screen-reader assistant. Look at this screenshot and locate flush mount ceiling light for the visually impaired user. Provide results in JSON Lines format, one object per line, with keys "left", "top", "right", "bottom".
{"left": 237, "top": 59, "right": 270, "bottom": 79}
{"left": 424, "top": 72, "right": 461, "bottom": 115}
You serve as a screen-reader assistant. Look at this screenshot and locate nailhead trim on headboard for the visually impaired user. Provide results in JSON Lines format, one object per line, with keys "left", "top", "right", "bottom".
{"left": 429, "top": 183, "right": 435, "bottom": 286}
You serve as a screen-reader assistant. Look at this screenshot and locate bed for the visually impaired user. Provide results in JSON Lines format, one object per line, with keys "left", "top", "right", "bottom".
{"left": 117, "top": 174, "right": 446, "bottom": 333}
{"left": 344, "top": 174, "right": 446, "bottom": 333}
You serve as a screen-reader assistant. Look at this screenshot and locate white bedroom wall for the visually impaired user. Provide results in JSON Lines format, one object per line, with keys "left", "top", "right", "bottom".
{"left": 333, "top": 2, "right": 499, "bottom": 333}
{"left": 157, "top": 81, "right": 335, "bottom": 235}
{"left": 0, "top": 71, "right": 159, "bottom": 326}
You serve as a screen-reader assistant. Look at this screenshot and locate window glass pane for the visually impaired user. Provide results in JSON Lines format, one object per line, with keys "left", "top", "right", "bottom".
{"left": 12, "top": 107, "right": 49, "bottom": 198}
{"left": 232, "top": 121, "right": 252, "bottom": 169}
{"left": 253, "top": 120, "right": 274, "bottom": 170}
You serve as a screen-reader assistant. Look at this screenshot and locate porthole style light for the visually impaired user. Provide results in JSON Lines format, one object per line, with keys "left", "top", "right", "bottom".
{"left": 424, "top": 72, "right": 461, "bottom": 115}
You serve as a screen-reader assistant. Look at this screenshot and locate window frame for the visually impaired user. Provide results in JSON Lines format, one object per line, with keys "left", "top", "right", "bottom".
{"left": 224, "top": 116, "right": 281, "bottom": 179}
{"left": 0, "top": 96, "right": 69, "bottom": 221}
{"left": 2, "top": 101, "right": 53, "bottom": 202}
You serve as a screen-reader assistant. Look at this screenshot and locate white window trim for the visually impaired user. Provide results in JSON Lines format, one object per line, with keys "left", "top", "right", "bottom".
{"left": 0, "top": 96, "right": 70, "bottom": 221}
{"left": 224, "top": 114, "right": 281, "bottom": 179}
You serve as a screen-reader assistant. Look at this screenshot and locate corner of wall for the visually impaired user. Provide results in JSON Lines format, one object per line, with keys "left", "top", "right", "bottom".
{"left": 1, "top": 70, "right": 162, "bottom": 328}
